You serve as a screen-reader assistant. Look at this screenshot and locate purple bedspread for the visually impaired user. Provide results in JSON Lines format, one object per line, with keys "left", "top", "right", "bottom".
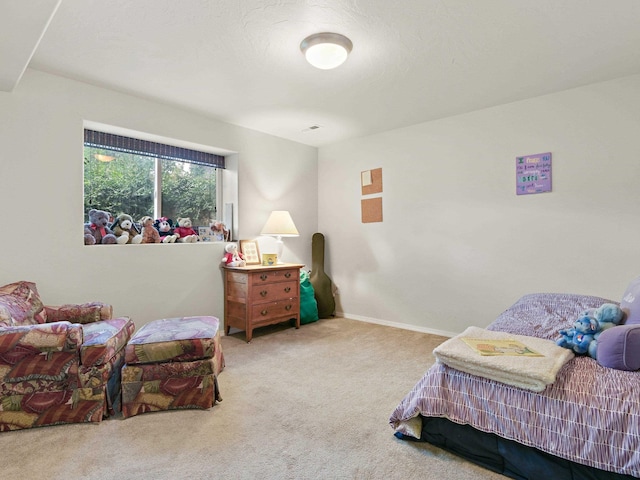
{"left": 390, "top": 293, "right": 640, "bottom": 478}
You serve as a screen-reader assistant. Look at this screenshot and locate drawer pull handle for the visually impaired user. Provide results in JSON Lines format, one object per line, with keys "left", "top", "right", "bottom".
{"left": 260, "top": 274, "right": 268, "bottom": 281}
{"left": 284, "top": 272, "right": 291, "bottom": 278}
{"left": 261, "top": 309, "right": 268, "bottom": 316}
{"left": 284, "top": 287, "right": 291, "bottom": 293}
{"left": 260, "top": 290, "right": 268, "bottom": 297}
{"left": 285, "top": 305, "right": 292, "bottom": 311}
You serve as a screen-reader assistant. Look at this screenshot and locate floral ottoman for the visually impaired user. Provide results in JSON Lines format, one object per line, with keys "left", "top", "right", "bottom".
{"left": 121, "top": 316, "right": 224, "bottom": 418}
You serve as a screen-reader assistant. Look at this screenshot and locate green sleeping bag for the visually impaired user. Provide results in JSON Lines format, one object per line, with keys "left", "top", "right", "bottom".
{"left": 300, "top": 269, "right": 319, "bottom": 324}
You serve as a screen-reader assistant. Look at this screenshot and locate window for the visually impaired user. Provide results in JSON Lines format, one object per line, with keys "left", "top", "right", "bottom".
{"left": 83, "top": 129, "right": 225, "bottom": 229}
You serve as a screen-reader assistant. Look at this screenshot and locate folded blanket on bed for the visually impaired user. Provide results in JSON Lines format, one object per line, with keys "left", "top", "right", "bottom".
{"left": 433, "top": 326, "right": 574, "bottom": 392}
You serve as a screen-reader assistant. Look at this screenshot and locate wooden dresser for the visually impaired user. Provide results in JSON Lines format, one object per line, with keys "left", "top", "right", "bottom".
{"left": 222, "top": 263, "right": 304, "bottom": 342}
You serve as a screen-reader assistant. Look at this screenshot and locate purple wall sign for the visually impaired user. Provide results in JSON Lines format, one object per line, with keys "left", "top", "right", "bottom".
{"left": 516, "top": 152, "right": 552, "bottom": 195}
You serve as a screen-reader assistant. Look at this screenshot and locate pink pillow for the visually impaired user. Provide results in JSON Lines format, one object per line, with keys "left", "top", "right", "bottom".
{"left": 620, "top": 276, "right": 640, "bottom": 325}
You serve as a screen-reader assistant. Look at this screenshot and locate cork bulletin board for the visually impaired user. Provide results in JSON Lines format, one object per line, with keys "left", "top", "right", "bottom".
{"left": 361, "top": 168, "right": 383, "bottom": 195}
{"left": 361, "top": 168, "right": 383, "bottom": 223}
{"left": 361, "top": 197, "right": 383, "bottom": 223}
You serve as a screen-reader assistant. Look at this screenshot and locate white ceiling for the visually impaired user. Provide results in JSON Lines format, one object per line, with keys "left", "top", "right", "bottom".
{"left": 4, "top": 0, "right": 640, "bottom": 147}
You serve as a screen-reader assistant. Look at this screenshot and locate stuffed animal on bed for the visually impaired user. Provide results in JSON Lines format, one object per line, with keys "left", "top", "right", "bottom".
{"left": 585, "top": 303, "right": 624, "bottom": 332}
{"left": 556, "top": 303, "right": 624, "bottom": 358}
{"left": 557, "top": 316, "right": 600, "bottom": 355}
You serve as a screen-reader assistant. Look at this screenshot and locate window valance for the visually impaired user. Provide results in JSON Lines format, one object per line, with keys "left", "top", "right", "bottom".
{"left": 84, "top": 129, "right": 225, "bottom": 168}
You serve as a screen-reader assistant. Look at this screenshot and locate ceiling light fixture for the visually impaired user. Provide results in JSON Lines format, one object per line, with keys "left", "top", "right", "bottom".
{"left": 300, "top": 32, "right": 353, "bottom": 70}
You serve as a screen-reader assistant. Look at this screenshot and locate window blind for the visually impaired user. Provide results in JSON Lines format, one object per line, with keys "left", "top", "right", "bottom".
{"left": 84, "top": 129, "right": 225, "bottom": 168}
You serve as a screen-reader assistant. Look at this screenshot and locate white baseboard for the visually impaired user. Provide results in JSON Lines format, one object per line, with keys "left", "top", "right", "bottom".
{"left": 335, "top": 311, "right": 456, "bottom": 338}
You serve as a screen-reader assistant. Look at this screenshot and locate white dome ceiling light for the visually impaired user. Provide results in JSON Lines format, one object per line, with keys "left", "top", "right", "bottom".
{"left": 300, "top": 32, "right": 353, "bottom": 70}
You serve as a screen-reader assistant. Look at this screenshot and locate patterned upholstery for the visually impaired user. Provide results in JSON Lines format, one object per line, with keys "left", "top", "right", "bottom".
{"left": 0, "top": 281, "right": 47, "bottom": 326}
{"left": 81, "top": 317, "right": 135, "bottom": 366}
{"left": 121, "top": 316, "right": 224, "bottom": 418}
{"left": 124, "top": 316, "right": 220, "bottom": 364}
{"left": 0, "top": 281, "right": 134, "bottom": 431}
{"left": 45, "top": 302, "right": 113, "bottom": 325}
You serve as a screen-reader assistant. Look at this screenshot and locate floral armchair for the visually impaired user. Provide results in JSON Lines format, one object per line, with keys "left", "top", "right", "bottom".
{"left": 0, "top": 281, "right": 135, "bottom": 431}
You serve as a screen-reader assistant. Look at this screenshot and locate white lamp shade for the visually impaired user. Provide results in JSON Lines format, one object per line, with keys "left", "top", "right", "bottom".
{"left": 260, "top": 211, "right": 299, "bottom": 237}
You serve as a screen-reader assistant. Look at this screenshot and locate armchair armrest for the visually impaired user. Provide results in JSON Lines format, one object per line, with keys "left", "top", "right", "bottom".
{"left": 0, "top": 321, "right": 83, "bottom": 355}
{"left": 45, "top": 302, "right": 113, "bottom": 325}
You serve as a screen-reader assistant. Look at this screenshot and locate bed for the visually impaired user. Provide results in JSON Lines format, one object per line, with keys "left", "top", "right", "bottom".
{"left": 390, "top": 293, "right": 640, "bottom": 479}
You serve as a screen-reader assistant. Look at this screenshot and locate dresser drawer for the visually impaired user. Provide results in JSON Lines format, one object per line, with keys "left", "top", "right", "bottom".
{"left": 250, "top": 299, "right": 299, "bottom": 323}
{"left": 249, "top": 281, "right": 297, "bottom": 304}
{"left": 250, "top": 268, "right": 298, "bottom": 285}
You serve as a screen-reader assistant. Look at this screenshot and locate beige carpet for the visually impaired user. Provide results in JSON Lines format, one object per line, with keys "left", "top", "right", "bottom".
{"left": 0, "top": 318, "right": 505, "bottom": 479}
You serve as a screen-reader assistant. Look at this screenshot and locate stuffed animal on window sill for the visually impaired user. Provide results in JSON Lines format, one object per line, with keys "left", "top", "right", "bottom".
{"left": 556, "top": 303, "right": 624, "bottom": 358}
{"left": 153, "top": 217, "right": 177, "bottom": 243}
{"left": 221, "top": 243, "right": 245, "bottom": 267}
{"left": 174, "top": 217, "right": 199, "bottom": 243}
{"left": 211, "top": 221, "right": 230, "bottom": 242}
{"left": 139, "top": 216, "right": 161, "bottom": 243}
{"left": 84, "top": 208, "right": 118, "bottom": 245}
{"left": 111, "top": 213, "right": 143, "bottom": 244}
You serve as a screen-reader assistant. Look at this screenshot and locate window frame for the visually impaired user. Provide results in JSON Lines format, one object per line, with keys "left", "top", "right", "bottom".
{"left": 83, "top": 123, "right": 235, "bottom": 240}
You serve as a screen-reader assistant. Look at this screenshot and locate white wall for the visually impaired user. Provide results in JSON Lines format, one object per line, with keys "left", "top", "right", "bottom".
{"left": 4, "top": 68, "right": 638, "bottom": 338}
{"left": 0, "top": 69, "right": 317, "bottom": 327}
{"left": 318, "top": 74, "right": 640, "bottom": 336}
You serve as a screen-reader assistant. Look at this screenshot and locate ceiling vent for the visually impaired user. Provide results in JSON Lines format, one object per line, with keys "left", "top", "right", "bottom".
{"left": 302, "top": 124, "right": 322, "bottom": 133}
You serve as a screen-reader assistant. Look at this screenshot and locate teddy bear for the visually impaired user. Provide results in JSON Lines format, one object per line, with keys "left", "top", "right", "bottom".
{"left": 221, "top": 243, "right": 245, "bottom": 267}
{"left": 139, "top": 216, "right": 161, "bottom": 243}
{"left": 557, "top": 315, "right": 600, "bottom": 355}
{"left": 153, "top": 217, "right": 178, "bottom": 243}
{"left": 110, "top": 213, "right": 143, "bottom": 244}
{"left": 556, "top": 303, "right": 624, "bottom": 358}
{"left": 174, "top": 217, "right": 199, "bottom": 243}
{"left": 584, "top": 303, "right": 625, "bottom": 359}
{"left": 84, "top": 209, "right": 118, "bottom": 245}
{"left": 584, "top": 304, "right": 624, "bottom": 332}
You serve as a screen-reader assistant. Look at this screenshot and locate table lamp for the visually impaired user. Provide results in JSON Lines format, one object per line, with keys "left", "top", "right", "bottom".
{"left": 260, "top": 211, "right": 299, "bottom": 263}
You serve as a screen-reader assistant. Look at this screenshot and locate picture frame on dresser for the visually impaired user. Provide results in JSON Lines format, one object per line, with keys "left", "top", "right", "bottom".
{"left": 239, "top": 239, "right": 261, "bottom": 265}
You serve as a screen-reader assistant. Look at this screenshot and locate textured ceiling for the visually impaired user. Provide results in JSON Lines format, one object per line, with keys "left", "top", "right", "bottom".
{"left": 5, "top": 0, "right": 640, "bottom": 147}
{"left": 0, "top": 0, "right": 60, "bottom": 91}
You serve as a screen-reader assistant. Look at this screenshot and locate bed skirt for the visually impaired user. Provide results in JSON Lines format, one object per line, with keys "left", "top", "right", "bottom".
{"left": 396, "top": 416, "right": 636, "bottom": 480}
